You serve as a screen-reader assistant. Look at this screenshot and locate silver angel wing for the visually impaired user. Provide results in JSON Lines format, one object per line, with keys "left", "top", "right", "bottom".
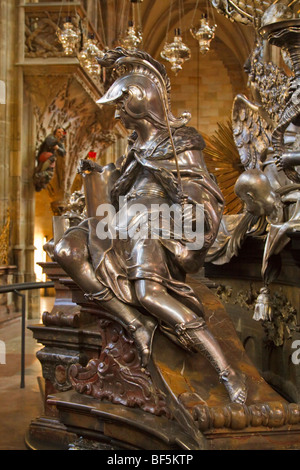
{"left": 232, "top": 94, "right": 273, "bottom": 171}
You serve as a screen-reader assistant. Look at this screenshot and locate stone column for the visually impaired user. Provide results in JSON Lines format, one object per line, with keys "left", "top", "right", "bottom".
{"left": 0, "top": 0, "right": 39, "bottom": 317}
{"left": 0, "top": 0, "right": 11, "bottom": 227}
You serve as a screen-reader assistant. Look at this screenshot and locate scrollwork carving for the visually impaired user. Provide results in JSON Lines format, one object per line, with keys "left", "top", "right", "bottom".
{"left": 37, "top": 347, "right": 83, "bottom": 392}
{"left": 69, "top": 319, "right": 170, "bottom": 417}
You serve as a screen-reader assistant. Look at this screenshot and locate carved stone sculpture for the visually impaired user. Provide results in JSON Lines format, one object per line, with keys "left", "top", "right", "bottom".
{"left": 33, "top": 126, "right": 66, "bottom": 192}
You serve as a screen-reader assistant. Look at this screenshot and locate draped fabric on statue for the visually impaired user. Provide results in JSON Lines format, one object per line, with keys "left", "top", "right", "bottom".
{"left": 69, "top": 126, "right": 224, "bottom": 311}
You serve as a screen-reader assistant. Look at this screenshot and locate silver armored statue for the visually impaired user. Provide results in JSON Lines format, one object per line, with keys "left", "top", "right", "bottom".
{"left": 54, "top": 47, "right": 247, "bottom": 404}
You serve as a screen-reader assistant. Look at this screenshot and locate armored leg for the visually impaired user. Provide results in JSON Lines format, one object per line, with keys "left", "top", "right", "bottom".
{"left": 135, "top": 279, "right": 247, "bottom": 404}
{"left": 54, "top": 231, "right": 156, "bottom": 366}
{"left": 175, "top": 321, "right": 247, "bottom": 404}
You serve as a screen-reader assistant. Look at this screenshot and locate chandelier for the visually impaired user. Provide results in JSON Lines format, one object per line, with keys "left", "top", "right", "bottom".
{"left": 190, "top": 13, "right": 216, "bottom": 54}
{"left": 119, "top": 0, "right": 143, "bottom": 50}
{"left": 161, "top": 28, "right": 191, "bottom": 75}
{"left": 56, "top": 2, "right": 105, "bottom": 80}
{"left": 120, "top": 20, "right": 143, "bottom": 50}
{"left": 57, "top": 17, "right": 80, "bottom": 56}
{"left": 190, "top": 0, "right": 217, "bottom": 54}
{"left": 78, "top": 34, "right": 104, "bottom": 78}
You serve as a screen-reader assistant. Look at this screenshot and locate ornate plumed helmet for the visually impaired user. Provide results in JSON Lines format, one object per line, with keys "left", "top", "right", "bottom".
{"left": 96, "top": 47, "right": 191, "bottom": 130}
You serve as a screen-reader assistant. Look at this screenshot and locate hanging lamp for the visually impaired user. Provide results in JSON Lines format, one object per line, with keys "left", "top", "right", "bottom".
{"left": 160, "top": 0, "right": 191, "bottom": 74}
{"left": 79, "top": 33, "right": 104, "bottom": 77}
{"left": 190, "top": 13, "right": 216, "bottom": 54}
{"left": 119, "top": 0, "right": 143, "bottom": 50}
{"left": 57, "top": 16, "right": 80, "bottom": 56}
{"left": 190, "top": 0, "right": 217, "bottom": 54}
{"left": 161, "top": 28, "right": 191, "bottom": 75}
{"left": 120, "top": 20, "right": 143, "bottom": 50}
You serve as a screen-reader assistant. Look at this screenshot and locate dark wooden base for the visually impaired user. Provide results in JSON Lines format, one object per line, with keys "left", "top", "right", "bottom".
{"left": 26, "top": 389, "right": 300, "bottom": 451}
{"left": 27, "top": 278, "right": 300, "bottom": 450}
{"left": 28, "top": 390, "right": 199, "bottom": 450}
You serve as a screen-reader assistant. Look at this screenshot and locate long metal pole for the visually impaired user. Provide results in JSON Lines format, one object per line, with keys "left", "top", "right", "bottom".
{"left": 0, "top": 281, "right": 54, "bottom": 294}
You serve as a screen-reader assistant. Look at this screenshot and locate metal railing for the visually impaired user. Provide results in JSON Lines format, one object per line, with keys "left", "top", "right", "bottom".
{"left": 0, "top": 281, "right": 54, "bottom": 388}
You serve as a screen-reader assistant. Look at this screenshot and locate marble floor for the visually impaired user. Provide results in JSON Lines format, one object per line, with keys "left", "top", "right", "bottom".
{"left": 0, "top": 297, "right": 54, "bottom": 450}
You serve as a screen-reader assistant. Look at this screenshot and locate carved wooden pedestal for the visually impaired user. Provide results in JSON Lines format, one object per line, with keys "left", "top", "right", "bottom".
{"left": 27, "top": 267, "right": 300, "bottom": 450}
{"left": 27, "top": 262, "right": 102, "bottom": 448}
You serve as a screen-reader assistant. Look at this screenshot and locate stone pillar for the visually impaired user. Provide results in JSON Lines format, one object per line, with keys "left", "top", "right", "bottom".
{"left": 0, "top": 1, "right": 19, "bottom": 314}
{"left": 0, "top": 0, "right": 11, "bottom": 227}
{"left": 23, "top": 84, "right": 40, "bottom": 317}
{"left": 0, "top": 0, "right": 39, "bottom": 317}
